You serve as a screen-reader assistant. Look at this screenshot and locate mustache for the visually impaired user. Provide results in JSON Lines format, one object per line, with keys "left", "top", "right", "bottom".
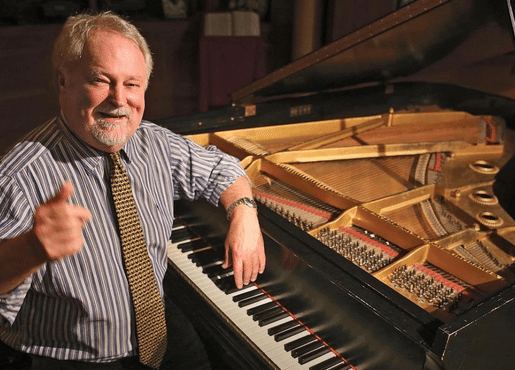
{"left": 95, "top": 107, "right": 132, "bottom": 119}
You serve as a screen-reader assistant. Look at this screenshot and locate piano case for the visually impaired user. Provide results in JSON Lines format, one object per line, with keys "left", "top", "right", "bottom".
{"left": 158, "top": 1, "right": 515, "bottom": 369}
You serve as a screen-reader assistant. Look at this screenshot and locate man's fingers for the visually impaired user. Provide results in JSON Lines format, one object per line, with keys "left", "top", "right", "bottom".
{"left": 222, "top": 247, "right": 231, "bottom": 270}
{"left": 243, "top": 260, "right": 253, "bottom": 286}
{"left": 250, "top": 259, "right": 259, "bottom": 283}
{"left": 222, "top": 248, "right": 246, "bottom": 289}
{"left": 47, "top": 182, "right": 74, "bottom": 204}
{"left": 258, "top": 242, "right": 266, "bottom": 274}
{"left": 40, "top": 182, "right": 92, "bottom": 224}
{"left": 232, "top": 256, "right": 262, "bottom": 288}
{"left": 232, "top": 260, "right": 244, "bottom": 289}
{"left": 76, "top": 207, "right": 93, "bottom": 223}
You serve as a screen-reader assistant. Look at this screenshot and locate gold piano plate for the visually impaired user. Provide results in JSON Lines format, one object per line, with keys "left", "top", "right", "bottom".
{"left": 187, "top": 109, "right": 514, "bottom": 322}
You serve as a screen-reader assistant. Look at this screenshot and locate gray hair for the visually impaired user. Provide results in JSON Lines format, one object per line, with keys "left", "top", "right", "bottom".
{"left": 52, "top": 12, "right": 153, "bottom": 85}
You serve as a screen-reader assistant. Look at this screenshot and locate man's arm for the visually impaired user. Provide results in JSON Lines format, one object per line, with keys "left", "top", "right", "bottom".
{"left": 0, "top": 182, "right": 91, "bottom": 295}
{"left": 219, "top": 176, "right": 265, "bottom": 289}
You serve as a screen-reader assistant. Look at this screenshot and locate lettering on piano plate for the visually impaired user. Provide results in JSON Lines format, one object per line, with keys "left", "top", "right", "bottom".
{"left": 290, "top": 104, "right": 312, "bottom": 117}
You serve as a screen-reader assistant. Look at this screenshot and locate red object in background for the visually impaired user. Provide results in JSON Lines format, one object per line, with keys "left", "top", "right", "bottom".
{"left": 199, "top": 36, "right": 266, "bottom": 112}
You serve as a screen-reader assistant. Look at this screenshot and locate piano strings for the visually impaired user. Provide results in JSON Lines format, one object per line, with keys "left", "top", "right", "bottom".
{"left": 453, "top": 240, "right": 507, "bottom": 274}
{"left": 254, "top": 179, "right": 342, "bottom": 230}
{"left": 314, "top": 226, "right": 402, "bottom": 273}
{"left": 387, "top": 263, "right": 470, "bottom": 311}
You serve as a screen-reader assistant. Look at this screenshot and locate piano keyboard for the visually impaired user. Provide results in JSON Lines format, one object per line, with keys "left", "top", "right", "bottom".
{"left": 167, "top": 219, "right": 355, "bottom": 370}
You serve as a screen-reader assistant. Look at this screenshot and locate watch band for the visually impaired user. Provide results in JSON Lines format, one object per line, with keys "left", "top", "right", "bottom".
{"left": 226, "top": 197, "right": 257, "bottom": 220}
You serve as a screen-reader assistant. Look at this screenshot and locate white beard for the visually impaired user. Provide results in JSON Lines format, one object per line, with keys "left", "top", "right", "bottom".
{"left": 91, "top": 106, "right": 133, "bottom": 147}
{"left": 92, "top": 118, "right": 131, "bottom": 147}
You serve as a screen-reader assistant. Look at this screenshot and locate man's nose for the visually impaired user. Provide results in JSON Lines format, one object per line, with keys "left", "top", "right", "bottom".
{"left": 109, "top": 84, "right": 125, "bottom": 106}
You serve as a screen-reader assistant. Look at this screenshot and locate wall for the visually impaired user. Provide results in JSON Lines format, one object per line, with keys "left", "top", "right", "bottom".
{"left": 0, "top": 20, "right": 201, "bottom": 152}
{"left": 327, "top": 0, "right": 396, "bottom": 42}
{"left": 0, "top": 2, "right": 295, "bottom": 153}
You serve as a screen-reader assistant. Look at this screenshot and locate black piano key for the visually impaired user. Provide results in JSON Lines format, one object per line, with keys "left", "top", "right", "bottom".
{"left": 171, "top": 227, "right": 198, "bottom": 243}
{"left": 246, "top": 301, "right": 278, "bottom": 315}
{"left": 188, "top": 249, "right": 223, "bottom": 266}
{"left": 177, "top": 238, "right": 207, "bottom": 252}
{"left": 285, "top": 334, "right": 317, "bottom": 351}
{"left": 215, "top": 276, "right": 249, "bottom": 295}
{"left": 298, "top": 346, "right": 332, "bottom": 365}
{"left": 274, "top": 325, "right": 306, "bottom": 342}
{"left": 204, "top": 236, "right": 226, "bottom": 249}
{"left": 210, "top": 271, "right": 233, "bottom": 281}
{"left": 291, "top": 341, "right": 325, "bottom": 359}
{"left": 222, "top": 282, "right": 240, "bottom": 294}
{"left": 186, "top": 247, "right": 216, "bottom": 259}
{"left": 202, "top": 264, "right": 230, "bottom": 278}
{"left": 214, "top": 275, "right": 234, "bottom": 289}
{"left": 172, "top": 218, "right": 184, "bottom": 228}
{"left": 187, "top": 224, "right": 211, "bottom": 236}
{"left": 252, "top": 306, "right": 283, "bottom": 322}
{"left": 239, "top": 294, "right": 269, "bottom": 308}
{"left": 309, "top": 356, "right": 348, "bottom": 370}
{"left": 238, "top": 293, "right": 267, "bottom": 307}
{"left": 259, "top": 310, "right": 290, "bottom": 327}
{"left": 215, "top": 275, "right": 258, "bottom": 294}
{"left": 326, "top": 364, "right": 351, "bottom": 370}
{"left": 268, "top": 319, "right": 299, "bottom": 335}
{"left": 232, "top": 288, "right": 262, "bottom": 302}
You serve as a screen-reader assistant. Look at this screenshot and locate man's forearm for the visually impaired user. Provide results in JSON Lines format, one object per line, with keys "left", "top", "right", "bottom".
{"left": 0, "top": 231, "right": 45, "bottom": 295}
{"left": 220, "top": 176, "right": 254, "bottom": 211}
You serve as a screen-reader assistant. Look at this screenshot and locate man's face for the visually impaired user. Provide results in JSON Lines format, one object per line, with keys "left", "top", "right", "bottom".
{"left": 58, "top": 30, "right": 147, "bottom": 153}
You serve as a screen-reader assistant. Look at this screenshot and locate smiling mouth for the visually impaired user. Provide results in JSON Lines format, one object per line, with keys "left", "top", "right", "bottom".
{"left": 99, "top": 112, "right": 126, "bottom": 119}
{"left": 96, "top": 114, "right": 130, "bottom": 131}
{"left": 96, "top": 106, "right": 131, "bottom": 121}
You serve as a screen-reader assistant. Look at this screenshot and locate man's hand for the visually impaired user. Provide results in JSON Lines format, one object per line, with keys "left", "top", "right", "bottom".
{"left": 32, "top": 182, "right": 92, "bottom": 262}
{"left": 222, "top": 205, "right": 265, "bottom": 289}
{"left": 0, "top": 182, "right": 92, "bottom": 295}
{"left": 219, "top": 176, "right": 266, "bottom": 289}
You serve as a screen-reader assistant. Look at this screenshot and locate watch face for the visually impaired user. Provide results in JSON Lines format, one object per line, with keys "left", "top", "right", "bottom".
{"left": 226, "top": 197, "right": 257, "bottom": 220}
{"left": 244, "top": 198, "right": 257, "bottom": 207}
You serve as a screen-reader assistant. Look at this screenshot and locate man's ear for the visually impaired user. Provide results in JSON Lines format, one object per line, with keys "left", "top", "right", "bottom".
{"left": 57, "top": 73, "right": 66, "bottom": 90}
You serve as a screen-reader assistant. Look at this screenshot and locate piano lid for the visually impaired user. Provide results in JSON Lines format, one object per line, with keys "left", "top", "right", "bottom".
{"left": 231, "top": 0, "right": 515, "bottom": 104}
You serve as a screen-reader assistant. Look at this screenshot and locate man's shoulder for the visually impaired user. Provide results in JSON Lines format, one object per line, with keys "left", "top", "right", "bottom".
{"left": 138, "top": 120, "right": 176, "bottom": 136}
{"left": 0, "top": 118, "right": 62, "bottom": 177}
{"left": 135, "top": 120, "right": 186, "bottom": 145}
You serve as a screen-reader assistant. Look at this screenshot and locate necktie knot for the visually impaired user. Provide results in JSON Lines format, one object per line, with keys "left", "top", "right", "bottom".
{"left": 109, "top": 151, "right": 122, "bottom": 168}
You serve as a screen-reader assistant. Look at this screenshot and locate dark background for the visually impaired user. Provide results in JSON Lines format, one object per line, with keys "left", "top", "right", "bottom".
{"left": 0, "top": 0, "right": 514, "bottom": 153}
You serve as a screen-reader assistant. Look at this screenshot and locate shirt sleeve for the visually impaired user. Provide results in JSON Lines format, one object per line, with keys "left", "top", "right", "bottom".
{"left": 0, "top": 277, "right": 32, "bottom": 325}
{"left": 0, "top": 176, "right": 35, "bottom": 325}
{"left": 168, "top": 133, "right": 247, "bottom": 205}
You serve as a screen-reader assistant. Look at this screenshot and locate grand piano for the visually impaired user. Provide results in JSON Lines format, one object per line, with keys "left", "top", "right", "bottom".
{"left": 157, "top": 0, "right": 515, "bottom": 369}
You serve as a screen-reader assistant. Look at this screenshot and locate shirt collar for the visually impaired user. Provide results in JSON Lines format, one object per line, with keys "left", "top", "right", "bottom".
{"left": 121, "top": 135, "right": 137, "bottom": 164}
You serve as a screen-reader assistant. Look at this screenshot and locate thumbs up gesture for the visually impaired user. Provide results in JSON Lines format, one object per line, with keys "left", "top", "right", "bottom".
{"left": 32, "top": 182, "right": 92, "bottom": 261}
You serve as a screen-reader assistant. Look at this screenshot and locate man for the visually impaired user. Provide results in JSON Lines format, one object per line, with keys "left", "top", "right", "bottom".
{"left": 0, "top": 11, "right": 265, "bottom": 370}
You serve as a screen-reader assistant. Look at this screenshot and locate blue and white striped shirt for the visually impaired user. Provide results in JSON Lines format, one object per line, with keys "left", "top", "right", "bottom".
{"left": 0, "top": 116, "right": 246, "bottom": 362}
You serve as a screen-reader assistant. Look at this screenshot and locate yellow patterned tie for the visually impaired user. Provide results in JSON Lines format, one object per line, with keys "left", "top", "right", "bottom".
{"left": 109, "top": 152, "right": 167, "bottom": 369}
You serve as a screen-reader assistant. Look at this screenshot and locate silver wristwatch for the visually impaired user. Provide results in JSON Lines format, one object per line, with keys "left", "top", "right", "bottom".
{"left": 226, "top": 197, "right": 257, "bottom": 220}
